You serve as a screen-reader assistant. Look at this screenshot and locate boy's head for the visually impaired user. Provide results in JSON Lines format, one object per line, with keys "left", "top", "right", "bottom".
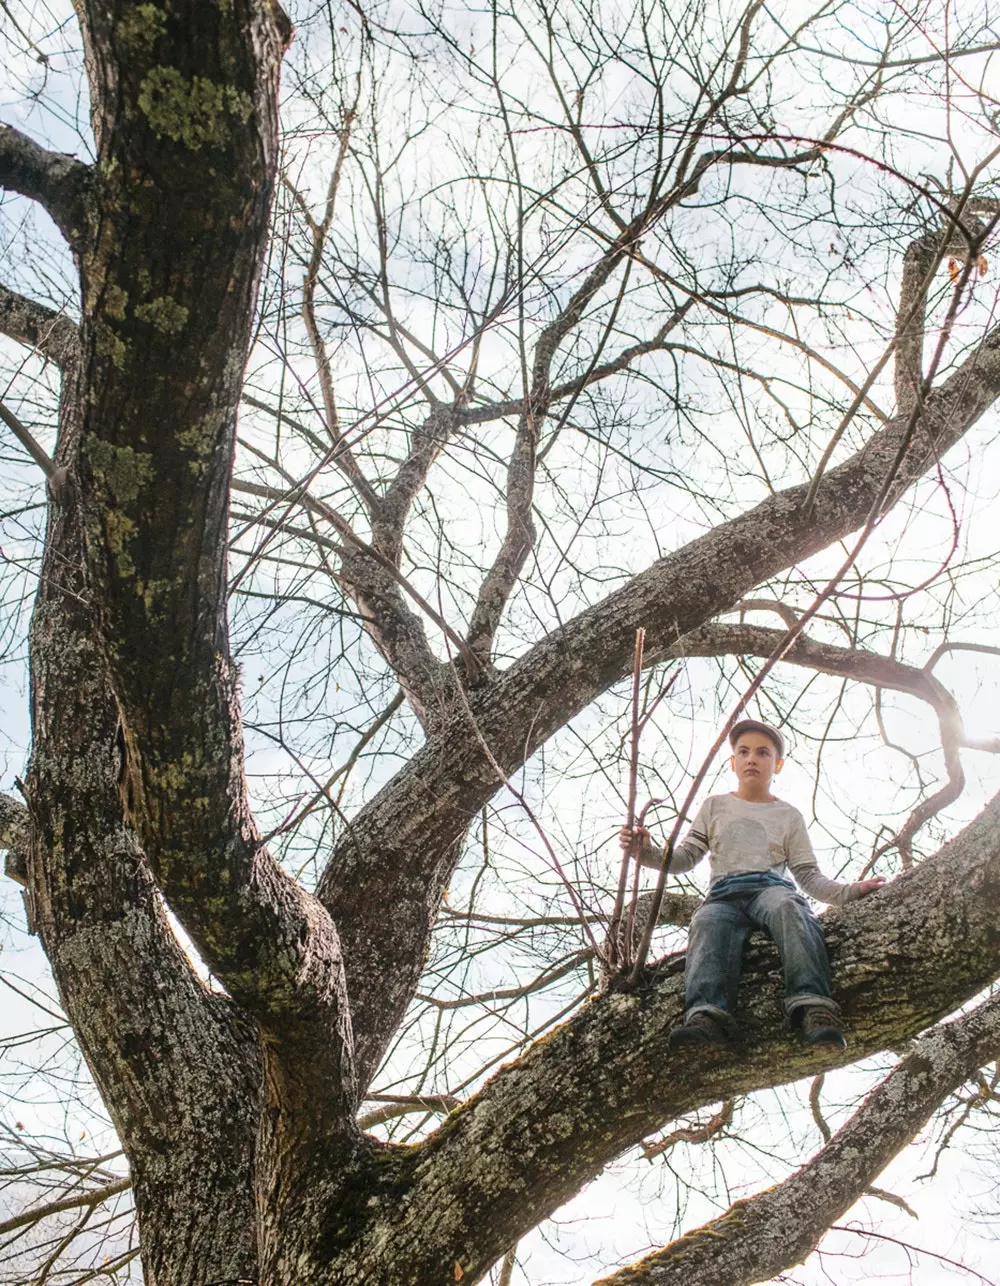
{"left": 728, "top": 720, "right": 785, "bottom": 794}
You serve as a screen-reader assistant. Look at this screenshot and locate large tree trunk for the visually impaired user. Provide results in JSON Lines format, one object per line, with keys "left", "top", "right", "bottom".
{"left": 25, "top": 377, "right": 261, "bottom": 1283}
{"left": 2, "top": 3, "right": 1000, "bottom": 1283}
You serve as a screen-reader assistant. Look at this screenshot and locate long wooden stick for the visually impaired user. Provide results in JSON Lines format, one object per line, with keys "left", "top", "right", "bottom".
{"left": 624, "top": 667, "right": 681, "bottom": 953}
{"left": 607, "top": 628, "right": 645, "bottom": 967}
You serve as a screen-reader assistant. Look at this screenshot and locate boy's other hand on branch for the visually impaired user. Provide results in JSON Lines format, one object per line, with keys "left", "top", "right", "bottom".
{"left": 854, "top": 877, "right": 887, "bottom": 897}
{"left": 619, "top": 825, "right": 650, "bottom": 852}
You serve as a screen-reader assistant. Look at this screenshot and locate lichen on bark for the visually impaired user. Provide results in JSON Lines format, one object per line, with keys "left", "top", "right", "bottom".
{"left": 137, "top": 66, "right": 254, "bottom": 150}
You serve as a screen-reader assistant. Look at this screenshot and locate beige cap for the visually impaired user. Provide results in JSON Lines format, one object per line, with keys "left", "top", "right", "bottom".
{"left": 729, "top": 719, "right": 785, "bottom": 759}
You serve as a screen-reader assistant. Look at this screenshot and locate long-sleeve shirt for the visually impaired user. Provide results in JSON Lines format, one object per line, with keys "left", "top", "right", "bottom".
{"left": 639, "top": 793, "right": 860, "bottom": 907}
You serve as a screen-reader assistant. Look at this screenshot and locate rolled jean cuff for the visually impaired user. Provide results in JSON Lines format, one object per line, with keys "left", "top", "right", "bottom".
{"left": 685, "top": 1003, "right": 739, "bottom": 1034}
{"left": 784, "top": 993, "right": 840, "bottom": 1018}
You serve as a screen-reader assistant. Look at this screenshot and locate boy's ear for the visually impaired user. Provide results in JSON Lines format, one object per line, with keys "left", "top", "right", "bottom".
{"left": 774, "top": 756, "right": 785, "bottom": 774}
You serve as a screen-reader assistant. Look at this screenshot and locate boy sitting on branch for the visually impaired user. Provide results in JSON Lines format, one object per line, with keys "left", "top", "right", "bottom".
{"left": 620, "top": 720, "right": 885, "bottom": 1051}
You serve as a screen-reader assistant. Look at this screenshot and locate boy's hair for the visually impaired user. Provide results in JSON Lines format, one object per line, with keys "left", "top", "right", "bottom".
{"left": 729, "top": 719, "right": 785, "bottom": 759}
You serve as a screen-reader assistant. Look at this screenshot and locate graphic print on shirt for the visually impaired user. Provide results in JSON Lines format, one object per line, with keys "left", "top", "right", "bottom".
{"left": 718, "top": 818, "right": 770, "bottom": 862}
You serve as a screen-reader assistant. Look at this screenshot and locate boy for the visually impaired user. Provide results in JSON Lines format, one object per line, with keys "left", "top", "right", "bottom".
{"left": 620, "top": 720, "right": 884, "bottom": 1051}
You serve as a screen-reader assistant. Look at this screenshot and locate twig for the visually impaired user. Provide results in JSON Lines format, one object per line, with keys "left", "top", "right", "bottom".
{"left": 627, "top": 206, "right": 998, "bottom": 983}
{"left": 624, "top": 667, "right": 682, "bottom": 959}
{"left": 358, "top": 1094, "right": 460, "bottom": 1130}
{"left": 0, "top": 1176, "right": 130, "bottom": 1236}
{"left": 607, "top": 629, "right": 644, "bottom": 967}
{"left": 640, "top": 1099, "right": 734, "bottom": 1160}
{"left": 499, "top": 1244, "right": 518, "bottom": 1286}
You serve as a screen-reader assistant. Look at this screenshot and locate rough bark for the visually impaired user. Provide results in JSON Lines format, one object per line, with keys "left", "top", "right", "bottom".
{"left": 317, "top": 792, "right": 1000, "bottom": 1284}
{"left": 12, "top": 2, "right": 361, "bottom": 1278}
{"left": 4, "top": 4, "right": 1000, "bottom": 1284}
{"left": 595, "top": 989, "right": 1000, "bottom": 1285}
{"left": 60, "top": 2, "right": 362, "bottom": 1150}
{"left": 24, "top": 380, "right": 260, "bottom": 1285}
{"left": 0, "top": 122, "right": 92, "bottom": 248}
{"left": 0, "top": 282, "right": 79, "bottom": 368}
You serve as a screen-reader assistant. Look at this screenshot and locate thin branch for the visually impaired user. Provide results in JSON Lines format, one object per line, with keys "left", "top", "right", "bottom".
{"left": 640, "top": 1100, "right": 734, "bottom": 1160}
{"left": 358, "top": 1094, "right": 460, "bottom": 1130}
{"left": 0, "top": 400, "right": 55, "bottom": 477}
{"left": 0, "top": 1176, "right": 130, "bottom": 1236}
{"left": 415, "top": 949, "right": 591, "bottom": 1010}
{"left": 234, "top": 467, "right": 480, "bottom": 681}
{"left": 499, "top": 1245, "right": 517, "bottom": 1286}
{"left": 672, "top": 621, "right": 985, "bottom": 864}
{"left": 458, "top": 306, "right": 692, "bottom": 428}
{"left": 241, "top": 392, "right": 332, "bottom": 458}
{"left": 289, "top": 79, "right": 379, "bottom": 511}
{"left": 263, "top": 689, "right": 405, "bottom": 841}
{"left": 607, "top": 629, "right": 645, "bottom": 968}
{"left": 828, "top": 1228, "right": 994, "bottom": 1284}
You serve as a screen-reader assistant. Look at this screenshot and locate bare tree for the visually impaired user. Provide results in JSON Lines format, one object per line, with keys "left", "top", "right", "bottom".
{"left": 1, "top": 0, "right": 1000, "bottom": 1282}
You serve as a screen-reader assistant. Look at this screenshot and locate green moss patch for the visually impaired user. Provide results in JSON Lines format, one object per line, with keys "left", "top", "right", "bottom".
{"left": 116, "top": 5, "right": 168, "bottom": 56}
{"left": 85, "top": 438, "right": 155, "bottom": 505}
{"left": 137, "top": 66, "right": 254, "bottom": 151}
{"left": 134, "top": 295, "right": 189, "bottom": 334}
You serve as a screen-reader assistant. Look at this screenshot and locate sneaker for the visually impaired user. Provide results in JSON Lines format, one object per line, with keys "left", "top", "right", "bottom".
{"left": 800, "top": 1004, "right": 847, "bottom": 1050}
{"left": 668, "top": 1010, "right": 733, "bottom": 1051}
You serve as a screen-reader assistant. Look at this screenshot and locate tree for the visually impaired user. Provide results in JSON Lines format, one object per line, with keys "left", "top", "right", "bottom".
{"left": 1, "top": 0, "right": 1000, "bottom": 1282}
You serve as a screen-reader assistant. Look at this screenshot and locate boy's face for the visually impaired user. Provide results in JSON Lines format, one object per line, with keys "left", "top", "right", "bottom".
{"left": 730, "top": 732, "right": 784, "bottom": 789}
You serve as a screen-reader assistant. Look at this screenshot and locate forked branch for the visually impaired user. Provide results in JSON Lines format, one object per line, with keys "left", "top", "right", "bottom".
{"left": 673, "top": 619, "right": 992, "bottom": 864}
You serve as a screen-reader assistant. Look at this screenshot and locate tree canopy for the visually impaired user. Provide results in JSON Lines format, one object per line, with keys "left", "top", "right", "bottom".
{"left": 1, "top": 0, "right": 1000, "bottom": 1282}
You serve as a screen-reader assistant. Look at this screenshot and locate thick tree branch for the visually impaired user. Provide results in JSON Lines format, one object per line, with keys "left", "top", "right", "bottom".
{"left": 53, "top": 0, "right": 361, "bottom": 1142}
{"left": 19, "top": 21, "right": 361, "bottom": 1280}
{"left": 595, "top": 990, "right": 1000, "bottom": 1285}
{"left": 894, "top": 202, "right": 997, "bottom": 417}
{"left": 894, "top": 233, "right": 937, "bottom": 417}
{"left": 465, "top": 406, "right": 538, "bottom": 663}
{"left": 676, "top": 621, "right": 958, "bottom": 719}
{"left": 0, "top": 791, "right": 30, "bottom": 883}
{"left": 331, "top": 794, "right": 1000, "bottom": 1283}
{"left": 0, "top": 123, "right": 91, "bottom": 247}
{"left": 0, "top": 283, "right": 79, "bottom": 368}
{"left": 322, "top": 317, "right": 1000, "bottom": 1088}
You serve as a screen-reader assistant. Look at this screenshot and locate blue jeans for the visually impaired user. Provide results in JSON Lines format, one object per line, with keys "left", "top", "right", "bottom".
{"left": 684, "top": 876, "right": 836, "bottom": 1030}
